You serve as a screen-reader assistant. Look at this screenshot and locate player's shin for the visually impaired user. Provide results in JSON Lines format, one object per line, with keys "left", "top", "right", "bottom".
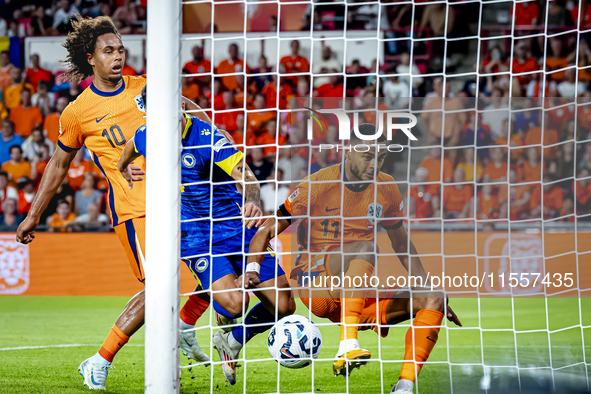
{"left": 180, "top": 293, "right": 209, "bottom": 326}
{"left": 97, "top": 324, "right": 130, "bottom": 363}
{"left": 397, "top": 308, "right": 444, "bottom": 390}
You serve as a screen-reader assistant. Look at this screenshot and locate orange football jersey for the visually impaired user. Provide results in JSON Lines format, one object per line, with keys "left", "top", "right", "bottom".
{"left": 58, "top": 76, "right": 147, "bottom": 226}
{"left": 283, "top": 164, "right": 404, "bottom": 253}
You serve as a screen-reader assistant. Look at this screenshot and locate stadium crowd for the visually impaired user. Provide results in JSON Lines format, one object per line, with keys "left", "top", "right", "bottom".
{"left": 0, "top": 0, "right": 590, "bottom": 232}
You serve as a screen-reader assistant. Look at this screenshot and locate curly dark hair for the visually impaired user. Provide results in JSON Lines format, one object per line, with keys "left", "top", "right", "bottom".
{"left": 61, "top": 16, "right": 120, "bottom": 83}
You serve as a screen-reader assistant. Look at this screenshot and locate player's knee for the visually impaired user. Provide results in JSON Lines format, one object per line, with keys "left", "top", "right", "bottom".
{"left": 355, "top": 241, "right": 378, "bottom": 266}
{"left": 220, "top": 294, "right": 248, "bottom": 318}
{"left": 276, "top": 296, "right": 296, "bottom": 318}
{"left": 421, "top": 296, "right": 444, "bottom": 314}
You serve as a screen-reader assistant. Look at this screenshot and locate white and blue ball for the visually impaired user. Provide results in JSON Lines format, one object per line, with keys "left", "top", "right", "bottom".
{"left": 267, "top": 314, "right": 322, "bottom": 369}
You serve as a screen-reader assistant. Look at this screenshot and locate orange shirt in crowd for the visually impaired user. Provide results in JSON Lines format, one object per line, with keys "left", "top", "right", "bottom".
{"left": 494, "top": 134, "right": 524, "bottom": 157}
{"left": 4, "top": 83, "right": 35, "bottom": 110}
{"left": 546, "top": 57, "right": 569, "bottom": 81}
{"left": 518, "top": 160, "right": 541, "bottom": 183}
{"left": 578, "top": 105, "right": 591, "bottom": 131}
{"left": 204, "top": 91, "right": 224, "bottom": 111}
{"left": 510, "top": 2, "right": 539, "bottom": 25}
{"left": 43, "top": 112, "right": 61, "bottom": 143}
{"left": 248, "top": 111, "right": 276, "bottom": 134}
{"left": 0, "top": 102, "right": 8, "bottom": 120}
{"left": 575, "top": 180, "right": 591, "bottom": 207}
{"left": 410, "top": 186, "right": 435, "bottom": 218}
{"left": 2, "top": 161, "right": 32, "bottom": 188}
{"left": 215, "top": 110, "right": 242, "bottom": 133}
{"left": 315, "top": 83, "right": 344, "bottom": 99}
{"left": 67, "top": 160, "right": 95, "bottom": 191}
{"left": 9, "top": 106, "right": 43, "bottom": 137}
{"left": 279, "top": 55, "right": 310, "bottom": 86}
{"left": 479, "top": 194, "right": 499, "bottom": 219}
{"left": 25, "top": 67, "right": 52, "bottom": 92}
{"left": 48, "top": 212, "right": 76, "bottom": 230}
{"left": 121, "top": 65, "right": 136, "bottom": 76}
{"left": 524, "top": 127, "right": 559, "bottom": 158}
{"left": 530, "top": 185, "right": 563, "bottom": 213}
{"left": 512, "top": 58, "right": 538, "bottom": 84}
{"left": 182, "top": 83, "right": 200, "bottom": 103}
{"left": 255, "top": 132, "right": 287, "bottom": 157}
{"left": 443, "top": 185, "right": 473, "bottom": 214}
{"left": 0, "top": 64, "right": 13, "bottom": 91}
{"left": 35, "top": 160, "right": 49, "bottom": 185}
{"left": 483, "top": 162, "right": 508, "bottom": 181}
{"left": 17, "top": 189, "right": 33, "bottom": 215}
{"left": 183, "top": 59, "right": 212, "bottom": 76}
{"left": 217, "top": 58, "right": 249, "bottom": 91}
{"left": 419, "top": 156, "right": 454, "bottom": 184}
{"left": 262, "top": 82, "right": 294, "bottom": 110}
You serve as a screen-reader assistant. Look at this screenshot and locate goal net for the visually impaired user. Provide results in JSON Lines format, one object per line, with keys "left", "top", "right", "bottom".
{"left": 146, "top": 0, "right": 591, "bottom": 393}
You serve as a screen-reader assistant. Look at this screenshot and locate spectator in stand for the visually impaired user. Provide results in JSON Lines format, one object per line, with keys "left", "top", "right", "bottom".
{"left": 512, "top": 41, "right": 538, "bottom": 96}
{"left": 183, "top": 45, "right": 212, "bottom": 89}
{"left": 217, "top": 43, "right": 250, "bottom": 91}
{"left": 279, "top": 40, "right": 310, "bottom": 89}
{"left": 16, "top": 177, "right": 35, "bottom": 215}
{"left": 75, "top": 173, "right": 103, "bottom": 216}
{"left": 515, "top": 98, "right": 539, "bottom": 134}
{"left": 181, "top": 69, "right": 199, "bottom": 103}
{"left": 9, "top": 88, "right": 43, "bottom": 139}
{"left": 247, "top": 147, "right": 273, "bottom": 181}
{"left": 570, "top": 0, "right": 591, "bottom": 30}
{"left": 296, "top": 76, "right": 311, "bottom": 98}
{"left": 2, "top": 146, "right": 32, "bottom": 189}
{"left": 314, "top": 70, "right": 344, "bottom": 102}
{"left": 25, "top": 54, "right": 53, "bottom": 93}
{"left": 575, "top": 168, "right": 591, "bottom": 216}
{"left": 247, "top": 93, "right": 276, "bottom": 143}
{"left": 546, "top": 0, "right": 566, "bottom": 25}
{"left": 419, "top": 3, "right": 455, "bottom": 37}
{"left": 530, "top": 173, "right": 564, "bottom": 219}
{"left": 546, "top": 37, "right": 571, "bottom": 82}
{"left": 494, "top": 119, "right": 524, "bottom": 162}
{"left": 260, "top": 168, "right": 290, "bottom": 215}
{"left": 31, "top": 143, "right": 51, "bottom": 185}
{"left": 42, "top": 176, "right": 75, "bottom": 224}
{"left": 477, "top": 184, "right": 499, "bottom": 219}
{"left": 205, "top": 78, "right": 225, "bottom": 111}
{"left": 499, "top": 168, "right": 531, "bottom": 220}
{"left": 52, "top": 0, "right": 80, "bottom": 34}
{"left": 67, "top": 148, "right": 94, "bottom": 191}
{"left": 483, "top": 147, "right": 508, "bottom": 182}
{"left": 31, "top": 6, "right": 53, "bottom": 36}
{"left": 0, "top": 51, "right": 14, "bottom": 91}
{"left": 312, "top": 44, "right": 341, "bottom": 88}
{"left": 422, "top": 77, "right": 467, "bottom": 146}
{"left": 518, "top": 146, "right": 541, "bottom": 183}
{"left": 43, "top": 96, "right": 68, "bottom": 144}
{"left": 443, "top": 168, "right": 473, "bottom": 219}
{"left": 382, "top": 74, "right": 410, "bottom": 109}
{"left": 408, "top": 167, "right": 439, "bottom": 219}
{"left": 47, "top": 199, "right": 76, "bottom": 232}
{"left": 73, "top": 203, "right": 109, "bottom": 229}
{"left": 22, "top": 126, "right": 54, "bottom": 162}
{"left": 32, "top": 80, "right": 56, "bottom": 117}
{"left": 456, "top": 147, "right": 483, "bottom": 183}
{"left": 345, "top": 60, "right": 367, "bottom": 97}
{"left": 524, "top": 122, "right": 559, "bottom": 160}
{"left": 419, "top": 147, "right": 454, "bottom": 186}
{"left": 397, "top": 52, "right": 423, "bottom": 95}
{"left": 510, "top": 1, "right": 539, "bottom": 26}
{"left": 461, "top": 111, "right": 492, "bottom": 161}
{"left": 121, "top": 49, "right": 136, "bottom": 76}
{"left": 0, "top": 198, "right": 22, "bottom": 232}
{"left": 482, "top": 88, "right": 509, "bottom": 140}
{"left": 558, "top": 68, "right": 587, "bottom": 99}
{"left": 214, "top": 90, "right": 241, "bottom": 135}
{"left": 0, "top": 171, "right": 18, "bottom": 213}
{"left": 0, "top": 119, "right": 23, "bottom": 166}
{"left": 4, "top": 67, "right": 35, "bottom": 110}
{"left": 256, "top": 119, "right": 286, "bottom": 159}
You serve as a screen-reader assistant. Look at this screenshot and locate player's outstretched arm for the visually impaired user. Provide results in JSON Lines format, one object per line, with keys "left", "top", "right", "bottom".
{"left": 16, "top": 146, "right": 78, "bottom": 244}
{"left": 239, "top": 210, "right": 291, "bottom": 288}
{"left": 231, "top": 160, "right": 263, "bottom": 229}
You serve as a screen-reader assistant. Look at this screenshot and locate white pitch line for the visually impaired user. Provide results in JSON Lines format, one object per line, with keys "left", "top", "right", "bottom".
{"left": 0, "top": 344, "right": 145, "bottom": 351}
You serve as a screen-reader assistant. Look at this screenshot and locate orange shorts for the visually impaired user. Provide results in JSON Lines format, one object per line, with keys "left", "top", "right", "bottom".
{"left": 294, "top": 246, "right": 392, "bottom": 337}
{"left": 114, "top": 217, "right": 146, "bottom": 282}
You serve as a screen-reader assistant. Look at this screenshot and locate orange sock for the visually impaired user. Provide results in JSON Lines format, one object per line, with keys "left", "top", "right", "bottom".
{"left": 98, "top": 325, "right": 129, "bottom": 363}
{"left": 340, "top": 259, "right": 374, "bottom": 342}
{"left": 180, "top": 294, "right": 209, "bottom": 326}
{"left": 399, "top": 309, "right": 444, "bottom": 382}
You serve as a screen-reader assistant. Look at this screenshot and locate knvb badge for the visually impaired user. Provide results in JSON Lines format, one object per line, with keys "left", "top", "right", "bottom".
{"left": 304, "top": 108, "right": 418, "bottom": 152}
{"left": 0, "top": 235, "right": 29, "bottom": 294}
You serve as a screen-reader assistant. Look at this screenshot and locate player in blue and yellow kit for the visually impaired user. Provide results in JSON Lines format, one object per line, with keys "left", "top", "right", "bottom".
{"left": 119, "top": 86, "right": 295, "bottom": 385}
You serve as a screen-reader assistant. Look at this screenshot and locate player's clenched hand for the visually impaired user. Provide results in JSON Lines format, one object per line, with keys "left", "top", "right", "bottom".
{"left": 446, "top": 302, "right": 462, "bottom": 327}
{"left": 243, "top": 202, "right": 264, "bottom": 229}
{"left": 237, "top": 272, "right": 260, "bottom": 289}
{"left": 16, "top": 216, "right": 39, "bottom": 244}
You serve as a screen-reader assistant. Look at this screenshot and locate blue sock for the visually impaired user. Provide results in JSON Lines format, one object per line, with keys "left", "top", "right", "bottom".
{"left": 213, "top": 299, "right": 239, "bottom": 320}
{"left": 231, "top": 302, "right": 275, "bottom": 346}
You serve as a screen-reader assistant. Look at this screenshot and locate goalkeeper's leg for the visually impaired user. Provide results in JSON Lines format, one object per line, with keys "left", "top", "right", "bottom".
{"left": 384, "top": 289, "right": 445, "bottom": 394}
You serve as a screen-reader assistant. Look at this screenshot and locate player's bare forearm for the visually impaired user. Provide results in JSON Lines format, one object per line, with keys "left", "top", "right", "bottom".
{"left": 231, "top": 161, "right": 262, "bottom": 227}
{"left": 247, "top": 212, "right": 291, "bottom": 265}
{"left": 117, "top": 139, "right": 141, "bottom": 173}
{"left": 28, "top": 147, "right": 77, "bottom": 221}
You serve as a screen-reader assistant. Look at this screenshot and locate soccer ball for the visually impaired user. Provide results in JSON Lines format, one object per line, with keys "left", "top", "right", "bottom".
{"left": 267, "top": 314, "right": 322, "bottom": 369}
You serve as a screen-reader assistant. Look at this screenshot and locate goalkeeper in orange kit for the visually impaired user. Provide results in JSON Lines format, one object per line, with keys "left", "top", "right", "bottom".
{"left": 243, "top": 124, "right": 462, "bottom": 394}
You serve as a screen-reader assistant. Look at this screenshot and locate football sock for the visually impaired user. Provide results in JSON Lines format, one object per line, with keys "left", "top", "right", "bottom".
{"left": 180, "top": 294, "right": 209, "bottom": 326}
{"left": 340, "top": 259, "right": 374, "bottom": 343}
{"left": 399, "top": 309, "right": 444, "bottom": 383}
{"left": 98, "top": 324, "right": 129, "bottom": 363}
{"left": 231, "top": 302, "right": 275, "bottom": 347}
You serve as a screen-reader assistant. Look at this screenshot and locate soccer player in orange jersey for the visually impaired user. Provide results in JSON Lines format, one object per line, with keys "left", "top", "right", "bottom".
{"left": 15, "top": 16, "right": 210, "bottom": 390}
{"left": 244, "top": 124, "right": 462, "bottom": 394}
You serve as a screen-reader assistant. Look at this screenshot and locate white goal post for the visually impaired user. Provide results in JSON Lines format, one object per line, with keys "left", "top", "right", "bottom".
{"left": 145, "top": 0, "right": 182, "bottom": 393}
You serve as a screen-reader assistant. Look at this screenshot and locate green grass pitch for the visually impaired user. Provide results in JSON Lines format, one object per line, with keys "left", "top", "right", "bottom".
{"left": 0, "top": 297, "right": 589, "bottom": 393}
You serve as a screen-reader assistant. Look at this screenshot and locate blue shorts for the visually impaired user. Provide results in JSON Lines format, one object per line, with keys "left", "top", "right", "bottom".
{"left": 182, "top": 227, "right": 284, "bottom": 290}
